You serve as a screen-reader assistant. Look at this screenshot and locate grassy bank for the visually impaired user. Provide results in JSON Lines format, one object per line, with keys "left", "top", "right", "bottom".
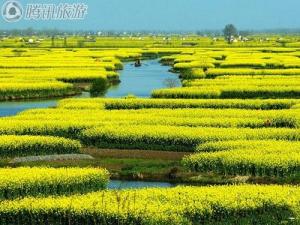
{"left": 1, "top": 148, "right": 299, "bottom": 185}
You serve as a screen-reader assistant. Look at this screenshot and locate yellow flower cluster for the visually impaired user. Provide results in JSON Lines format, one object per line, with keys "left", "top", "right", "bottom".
{"left": 0, "top": 185, "right": 299, "bottom": 224}
{"left": 0, "top": 135, "right": 81, "bottom": 157}
{"left": 0, "top": 167, "right": 109, "bottom": 200}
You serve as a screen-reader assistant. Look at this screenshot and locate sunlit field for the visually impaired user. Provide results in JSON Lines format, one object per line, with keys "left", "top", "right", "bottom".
{"left": 0, "top": 35, "right": 299, "bottom": 224}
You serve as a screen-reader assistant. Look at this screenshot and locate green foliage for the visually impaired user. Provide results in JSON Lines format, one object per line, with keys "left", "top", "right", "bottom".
{"left": 90, "top": 77, "right": 109, "bottom": 97}
{"left": 223, "top": 24, "right": 238, "bottom": 43}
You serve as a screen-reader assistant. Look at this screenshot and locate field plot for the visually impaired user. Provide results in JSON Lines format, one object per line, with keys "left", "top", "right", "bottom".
{"left": 0, "top": 167, "right": 109, "bottom": 200}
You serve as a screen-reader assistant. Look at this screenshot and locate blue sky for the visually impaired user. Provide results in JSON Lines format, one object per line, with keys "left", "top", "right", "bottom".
{"left": 1, "top": 0, "right": 300, "bottom": 31}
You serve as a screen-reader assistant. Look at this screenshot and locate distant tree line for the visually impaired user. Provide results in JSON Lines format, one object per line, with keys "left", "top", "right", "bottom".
{"left": 1, "top": 27, "right": 300, "bottom": 37}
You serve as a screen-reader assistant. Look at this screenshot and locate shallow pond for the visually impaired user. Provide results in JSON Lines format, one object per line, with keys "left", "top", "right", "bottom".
{"left": 108, "top": 180, "right": 176, "bottom": 189}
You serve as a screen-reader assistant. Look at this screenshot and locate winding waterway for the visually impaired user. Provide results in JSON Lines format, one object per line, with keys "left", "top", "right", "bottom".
{"left": 0, "top": 59, "right": 181, "bottom": 189}
{"left": 0, "top": 60, "right": 180, "bottom": 116}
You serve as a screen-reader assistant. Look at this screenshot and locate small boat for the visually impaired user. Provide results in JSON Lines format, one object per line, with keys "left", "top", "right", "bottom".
{"left": 134, "top": 59, "right": 142, "bottom": 67}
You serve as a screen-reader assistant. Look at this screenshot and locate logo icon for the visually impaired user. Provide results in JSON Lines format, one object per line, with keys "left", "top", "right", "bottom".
{"left": 2, "top": 0, "right": 23, "bottom": 22}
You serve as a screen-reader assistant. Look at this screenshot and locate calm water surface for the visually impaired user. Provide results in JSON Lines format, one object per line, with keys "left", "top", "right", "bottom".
{"left": 0, "top": 60, "right": 179, "bottom": 117}
{"left": 106, "top": 59, "right": 180, "bottom": 98}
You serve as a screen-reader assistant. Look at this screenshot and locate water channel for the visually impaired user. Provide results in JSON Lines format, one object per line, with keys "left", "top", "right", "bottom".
{"left": 0, "top": 59, "right": 181, "bottom": 189}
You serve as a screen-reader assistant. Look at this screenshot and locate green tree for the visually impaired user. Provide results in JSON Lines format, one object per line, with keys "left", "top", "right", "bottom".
{"left": 90, "top": 77, "right": 109, "bottom": 97}
{"left": 77, "top": 40, "right": 85, "bottom": 48}
{"left": 51, "top": 35, "right": 55, "bottom": 47}
{"left": 64, "top": 37, "right": 67, "bottom": 47}
{"left": 223, "top": 24, "right": 238, "bottom": 44}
